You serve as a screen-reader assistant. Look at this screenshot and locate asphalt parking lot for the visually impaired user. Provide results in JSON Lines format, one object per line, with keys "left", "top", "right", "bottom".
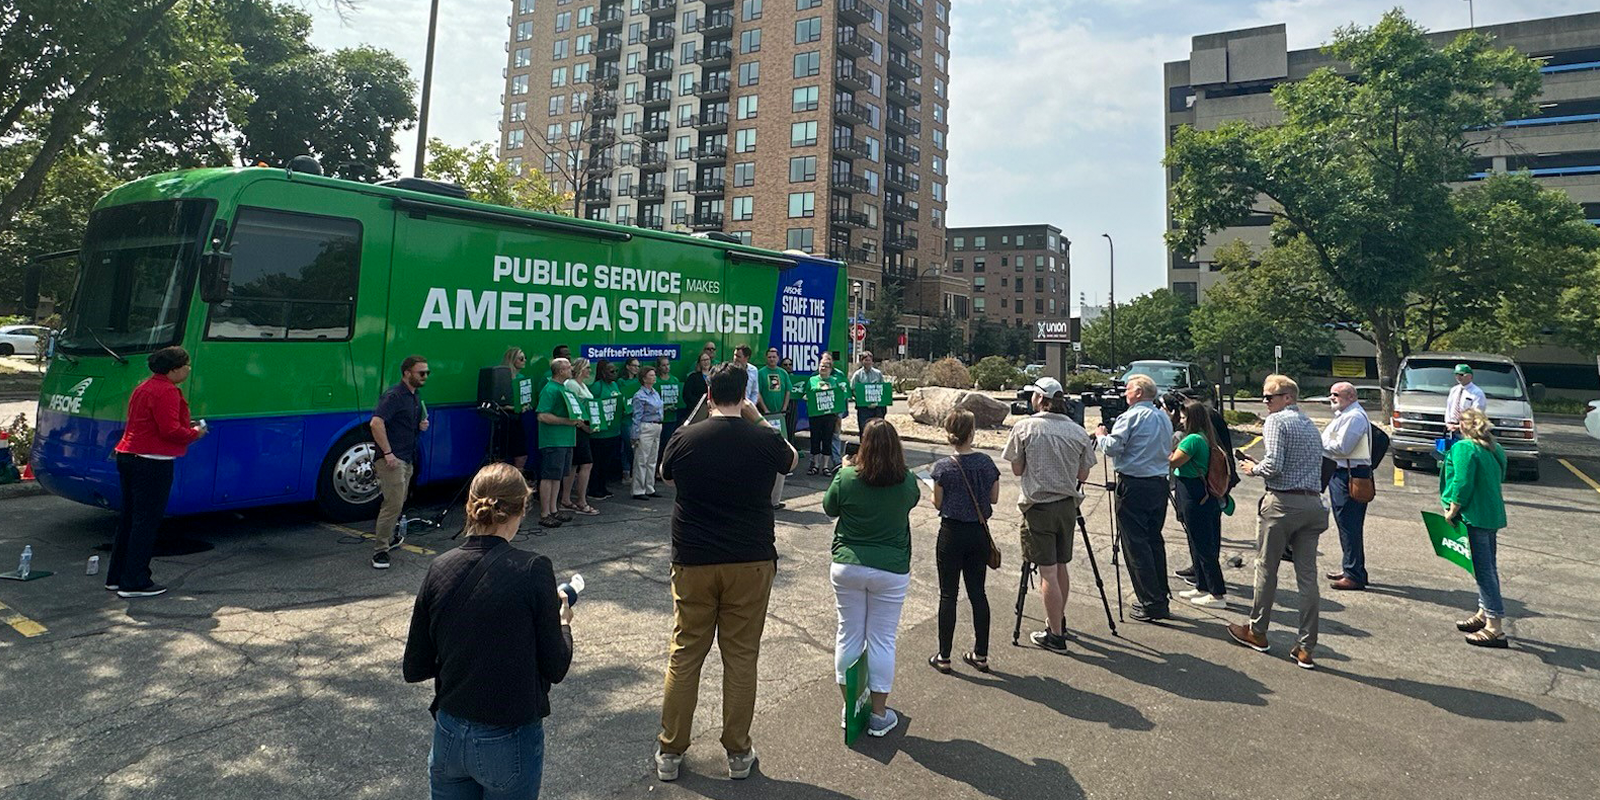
{"left": 1, "top": 416, "right": 1598, "bottom": 799}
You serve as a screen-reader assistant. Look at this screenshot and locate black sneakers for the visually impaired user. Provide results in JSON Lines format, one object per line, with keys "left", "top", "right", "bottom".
{"left": 1030, "top": 630, "right": 1069, "bottom": 652}
{"left": 371, "top": 551, "right": 391, "bottom": 570}
{"left": 117, "top": 584, "right": 168, "bottom": 598}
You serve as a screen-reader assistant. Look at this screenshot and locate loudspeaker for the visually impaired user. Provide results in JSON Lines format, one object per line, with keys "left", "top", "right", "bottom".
{"left": 478, "top": 365, "right": 513, "bottom": 406}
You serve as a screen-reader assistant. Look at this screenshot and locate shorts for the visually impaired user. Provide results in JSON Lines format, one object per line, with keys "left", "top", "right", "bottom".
{"left": 1020, "top": 497, "right": 1078, "bottom": 566}
{"left": 501, "top": 414, "right": 528, "bottom": 459}
{"left": 573, "top": 429, "right": 593, "bottom": 466}
{"left": 537, "top": 446, "right": 574, "bottom": 481}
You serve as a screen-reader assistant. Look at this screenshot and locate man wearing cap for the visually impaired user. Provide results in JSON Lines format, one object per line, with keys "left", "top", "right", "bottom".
{"left": 1002, "top": 377, "right": 1097, "bottom": 651}
{"left": 1094, "top": 374, "right": 1175, "bottom": 622}
{"left": 1445, "top": 364, "right": 1487, "bottom": 435}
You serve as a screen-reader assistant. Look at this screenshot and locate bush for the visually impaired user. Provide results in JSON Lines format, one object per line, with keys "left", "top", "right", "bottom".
{"left": 5, "top": 413, "right": 33, "bottom": 466}
{"left": 970, "top": 356, "right": 1024, "bottom": 390}
{"left": 880, "top": 358, "right": 929, "bottom": 391}
{"left": 1223, "top": 410, "right": 1260, "bottom": 426}
{"left": 1532, "top": 398, "right": 1589, "bottom": 415}
{"left": 1232, "top": 386, "right": 1258, "bottom": 399}
{"left": 926, "top": 357, "right": 972, "bottom": 389}
{"left": 1064, "top": 370, "right": 1114, "bottom": 393}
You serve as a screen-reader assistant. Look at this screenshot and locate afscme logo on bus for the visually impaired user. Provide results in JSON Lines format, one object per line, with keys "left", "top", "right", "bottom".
{"left": 416, "top": 256, "right": 764, "bottom": 335}
{"left": 45, "top": 378, "right": 93, "bottom": 414}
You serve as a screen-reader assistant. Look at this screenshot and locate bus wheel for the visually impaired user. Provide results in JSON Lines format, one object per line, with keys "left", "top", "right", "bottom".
{"left": 317, "top": 430, "right": 383, "bottom": 521}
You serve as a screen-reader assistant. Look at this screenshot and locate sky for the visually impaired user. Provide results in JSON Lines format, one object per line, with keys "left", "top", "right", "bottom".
{"left": 303, "top": 0, "right": 1595, "bottom": 317}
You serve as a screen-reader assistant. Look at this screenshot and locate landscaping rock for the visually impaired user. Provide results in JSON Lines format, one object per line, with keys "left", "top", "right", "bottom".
{"left": 908, "top": 387, "right": 1011, "bottom": 429}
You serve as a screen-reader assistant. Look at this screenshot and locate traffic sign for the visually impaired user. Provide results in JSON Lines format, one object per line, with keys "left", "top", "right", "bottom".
{"left": 851, "top": 323, "right": 867, "bottom": 342}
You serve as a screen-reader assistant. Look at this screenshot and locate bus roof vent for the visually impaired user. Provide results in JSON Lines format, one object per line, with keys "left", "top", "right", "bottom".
{"left": 287, "top": 155, "right": 324, "bottom": 175}
{"left": 692, "top": 231, "right": 742, "bottom": 244}
{"left": 376, "top": 177, "right": 470, "bottom": 200}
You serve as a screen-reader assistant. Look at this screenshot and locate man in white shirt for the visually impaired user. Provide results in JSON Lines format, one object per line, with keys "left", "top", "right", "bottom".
{"left": 1322, "top": 382, "right": 1372, "bottom": 591}
{"left": 1445, "top": 364, "right": 1487, "bottom": 433}
{"left": 731, "top": 345, "right": 761, "bottom": 408}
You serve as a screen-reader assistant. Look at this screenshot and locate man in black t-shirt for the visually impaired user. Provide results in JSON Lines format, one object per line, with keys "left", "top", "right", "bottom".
{"left": 653, "top": 363, "right": 797, "bottom": 782}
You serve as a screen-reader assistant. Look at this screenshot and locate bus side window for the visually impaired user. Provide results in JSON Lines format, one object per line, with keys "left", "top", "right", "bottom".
{"left": 206, "top": 208, "right": 361, "bottom": 341}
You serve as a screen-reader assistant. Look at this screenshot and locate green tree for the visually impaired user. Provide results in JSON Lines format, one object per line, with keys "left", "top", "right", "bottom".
{"left": 970, "top": 355, "right": 1024, "bottom": 390}
{"left": 0, "top": 146, "right": 120, "bottom": 309}
{"left": 1165, "top": 11, "right": 1557, "bottom": 409}
{"left": 969, "top": 318, "right": 1000, "bottom": 362}
{"left": 1189, "top": 240, "right": 1339, "bottom": 385}
{"left": 866, "top": 283, "right": 904, "bottom": 359}
{"left": 927, "top": 312, "right": 961, "bottom": 359}
{"left": 425, "top": 138, "right": 569, "bottom": 213}
{"left": 1080, "top": 289, "right": 1192, "bottom": 369}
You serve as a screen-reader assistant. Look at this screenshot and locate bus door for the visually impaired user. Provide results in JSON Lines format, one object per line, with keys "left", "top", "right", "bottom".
{"left": 192, "top": 179, "right": 392, "bottom": 506}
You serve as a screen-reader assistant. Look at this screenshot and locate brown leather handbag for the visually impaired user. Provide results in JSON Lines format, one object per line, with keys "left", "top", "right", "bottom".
{"left": 953, "top": 455, "right": 1002, "bottom": 570}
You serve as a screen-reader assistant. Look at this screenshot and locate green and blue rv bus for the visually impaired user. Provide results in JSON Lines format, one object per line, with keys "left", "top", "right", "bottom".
{"left": 31, "top": 166, "right": 847, "bottom": 519}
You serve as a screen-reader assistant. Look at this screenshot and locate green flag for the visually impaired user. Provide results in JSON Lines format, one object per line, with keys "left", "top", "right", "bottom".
{"left": 1421, "top": 511, "right": 1475, "bottom": 574}
{"left": 852, "top": 381, "right": 893, "bottom": 409}
{"left": 842, "top": 651, "right": 872, "bottom": 746}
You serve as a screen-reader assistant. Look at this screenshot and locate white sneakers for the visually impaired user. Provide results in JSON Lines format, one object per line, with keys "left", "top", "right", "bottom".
{"left": 1189, "top": 594, "right": 1226, "bottom": 609}
{"left": 1179, "top": 588, "right": 1206, "bottom": 599}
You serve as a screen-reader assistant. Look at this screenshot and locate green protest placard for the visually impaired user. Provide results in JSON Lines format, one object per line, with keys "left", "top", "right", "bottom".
{"left": 843, "top": 651, "right": 871, "bottom": 746}
{"left": 594, "top": 396, "right": 620, "bottom": 434}
{"left": 660, "top": 380, "right": 682, "bottom": 410}
{"left": 1421, "top": 511, "right": 1474, "bottom": 574}
{"left": 853, "top": 381, "right": 893, "bottom": 409}
{"left": 763, "top": 414, "right": 787, "bottom": 440}
{"left": 811, "top": 383, "right": 840, "bottom": 415}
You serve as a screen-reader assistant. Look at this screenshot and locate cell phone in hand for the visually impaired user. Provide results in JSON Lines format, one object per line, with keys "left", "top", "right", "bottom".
{"left": 1234, "top": 448, "right": 1254, "bottom": 462}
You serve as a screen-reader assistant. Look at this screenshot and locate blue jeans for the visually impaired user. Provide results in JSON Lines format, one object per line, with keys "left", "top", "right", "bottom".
{"left": 429, "top": 710, "right": 545, "bottom": 800}
{"left": 1466, "top": 525, "right": 1504, "bottom": 618}
{"left": 1329, "top": 468, "right": 1370, "bottom": 585}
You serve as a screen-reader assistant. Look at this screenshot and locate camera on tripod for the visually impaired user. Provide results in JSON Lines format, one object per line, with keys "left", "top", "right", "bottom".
{"left": 1078, "top": 381, "right": 1129, "bottom": 427}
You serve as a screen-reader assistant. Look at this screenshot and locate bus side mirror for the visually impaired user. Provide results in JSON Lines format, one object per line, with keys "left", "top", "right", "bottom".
{"left": 200, "top": 252, "right": 232, "bottom": 303}
{"left": 22, "top": 263, "right": 42, "bottom": 313}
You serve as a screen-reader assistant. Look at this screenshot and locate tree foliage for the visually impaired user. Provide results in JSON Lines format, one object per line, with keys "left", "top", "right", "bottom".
{"left": 1188, "top": 240, "right": 1339, "bottom": 383}
{"left": 1080, "top": 289, "right": 1193, "bottom": 369}
{"left": 425, "top": 138, "right": 569, "bottom": 213}
{"left": 865, "top": 283, "right": 904, "bottom": 359}
{"left": 970, "top": 355, "right": 1024, "bottom": 390}
{"left": 928, "top": 312, "right": 962, "bottom": 360}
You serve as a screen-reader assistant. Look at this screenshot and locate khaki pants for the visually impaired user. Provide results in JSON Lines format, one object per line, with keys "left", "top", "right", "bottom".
{"left": 374, "top": 458, "right": 413, "bottom": 553}
{"left": 658, "top": 560, "right": 776, "bottom": 756}
{"left": 1250, "top": 491, "right": 1329, "bottom": 650}
{"left": 632, "top": 422, "right": 662, "bottom": 497}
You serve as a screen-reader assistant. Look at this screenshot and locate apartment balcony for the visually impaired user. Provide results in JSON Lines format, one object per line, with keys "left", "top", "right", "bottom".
{"left": 886, "top": 77, "right": 921, "bottom": 107}
{"left": 887, "top": 49, "right": 921, "bottom": 79}
{"left": 632, "top": 149, "right": 669, "bottom": 170}
{"left": 691, "top": 111, "right": 728, "bottom": 130}
{"left": 640, "top": 26, "right": 675, "bottom": 46}
{"left": 885, "top": 170, "right": 920, "bottom": 193}
{"left": 689, "top": 177, "right": 726, "bottom": 195}
{"left": 887, "top": 0, "right": 923, "bottom": 24}
{"left": 581, "top": 187, "right": 612, "bottom": 204}
{"left": 885, "top": 233, "right": 919, "bottom": 250}
{"left": 834, "top": 97, "right": 872, "bottom": 126}
{"left": 585, "top": 156, "right": 616, "bottom": 174}
{"left": 836, "top": 246, "right": 874, "bottom": 264}
{"left": 694, "top": 79, "right": 730, "bottom": 99}
{"left": 644, "top": 0, "right": 676, "bottom": 20}
{"left": 616, "top": 184, "right": 637, "bottom": 198}
{"left": 639, "top": 119, "right": 670, "bottom": 141}
{"left": 834, "top": 62, "right": 870, "bottom": 93}
{"left": 885, "top": 108, "right": 921, "bottom": 136}
{"left": 583, "top": 95, "right": 618, "bottom": 116}
{"left": 838, "top": 0, "right": 877, "bottom": 25}
{"left": 830, "top": 172, "right": 871, "bottom": 194}
{"left": 615, "top": 214, "right": 635, "bottom": 227}
{"left": 637, "top": 183, "right": 666, "bottom": 202}
{"left": 592, "top": 36, "right": 622, "bottom": 58}
{"left": 836, "top": 28, "right": 872, "bottom": 60}
{"left": 593, "top": 6, "right": 625, "bottom": 29}
{"left": 588, "top": 66, "right": 620, "bottom": 89}
{"left": 883, "top": 199, "right": 919, "bottom": 222}
{"left": 640, "top": 54, "right": 674, "bottom": 78}
{"left": 696, "top": 12, "right": 734, "bottom": 35}
{"left": 691, "top": 212, "right": 724, "bottom": 230}
{"left": 638, "top": 214, "right": 665, "bottom": 230}
{"left": 690, "top": 144, "right": 728, "bottom": 163}
{"left": 639, "top": 86, "right": 672, "bottom": 108}
{"left": 833, "top": 134, "right": 871, "bottom": 160}
{"left": 888, "top": 21, "right": 922, "bottom": 52}
{"left": 581, "top": 125, "right": 617, "bottom": 145}
{"left": 886, "top": 139, "right": 920, "bottom": 164}
{"left": 691, "top": 44, "right": 732, "bottom": 67}
{"left": 830, "top": 208, "right": 871, "bottom": 229}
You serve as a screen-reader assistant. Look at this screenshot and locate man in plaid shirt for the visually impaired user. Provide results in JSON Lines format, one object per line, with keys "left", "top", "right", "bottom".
{"left": 1229, "top": 374, "right": 1329, "bottom": 670}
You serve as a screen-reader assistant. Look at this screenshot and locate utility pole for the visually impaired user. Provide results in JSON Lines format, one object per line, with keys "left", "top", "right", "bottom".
{"left": 413, "top": 0, "right": 442, "bottom": 177}
{"left": 1465, "top": 0, "right": 1475, "bottom": 29}
{"left": 1102, "top": 233, "right": 1115, "bottom": 371}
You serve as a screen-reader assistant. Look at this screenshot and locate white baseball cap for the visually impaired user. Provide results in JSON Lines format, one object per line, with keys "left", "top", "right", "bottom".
{"left": 1024, "top": 377, "right": 1065, "bottom": 397}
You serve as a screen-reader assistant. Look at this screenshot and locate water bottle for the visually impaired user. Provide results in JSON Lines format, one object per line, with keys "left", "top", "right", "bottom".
{"left": 17, "top": 545, "right": 32, "bottom": 579}
{"left": 86, "top": 555, "right": 100, "bottom": 575}
{"left": 558, "top": 573, "right": 585, "bottom": 607}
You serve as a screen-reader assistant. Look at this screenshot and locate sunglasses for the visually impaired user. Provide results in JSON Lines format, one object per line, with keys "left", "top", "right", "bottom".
{"left": 1263, "top": 392, "right": 1285, "bottom": 399}
{"left": 415, "top": 370, "right": 431, "bottom": 377}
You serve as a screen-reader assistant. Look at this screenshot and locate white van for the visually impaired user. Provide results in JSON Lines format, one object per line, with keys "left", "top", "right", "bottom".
{"left": 1389, "top": 352, "right": 1540, "bottom": 480}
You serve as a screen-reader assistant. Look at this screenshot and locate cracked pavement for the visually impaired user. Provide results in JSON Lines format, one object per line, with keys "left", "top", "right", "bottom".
{"left": 2, "top": 425, "right": 1599, "bottom": 799}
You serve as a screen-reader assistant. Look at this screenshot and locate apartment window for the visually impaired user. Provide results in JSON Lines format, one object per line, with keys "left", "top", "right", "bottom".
{"left": 513, "top": 47, "right": 532, "bottom": 68}
{"left": 865, "top": 135, "right": 879, "bottom": 161}
{"left": 507, "top": 156, "right": 523, "bottom": 174}
{"left": 737, "top": 95, "right": 758, "bottom": 119}
{"left": 790, "top": 121, "right": 818, "bottom": 147}
{"left": 506, "top": 128, "right": 525, "bottom": 149}
{"left": 681, "top": 9, "right": 698, "bottom": 30}
{"left": 516, "top": 21, "right": 533, "bottom": 41}
{"left": 741, "top": 0, "right": 762, "bottom": 21}
{"left": 555, "top": 11, "right": 571, "bottom": 32}
{"left": 673, "top": 168, "right": 690, "bottom": 191}
{"left": 735, "top": 128, "right": 756, "bottom": 152}
{"left": 671, "top": 200, "right": 687, "bottom": 225}
{"left": 616, "top": 203, "right": 632, "bottom": 225}
{"left": 733, "top": 162, "right": 755, "bottom": 187}
{"left": 1035, "top": 278, "right": 1045, "bottom": 292}
{"left": 573, "top": 61, "right": 590, "bottom": 81}
{"left": 793, "top": 51, "right": 820, "bottom": 78}
{"left": 787, "top": 227, "right": 815, "bottom": 252}
{"left": 936, "top": 2, "right": 948, "bottom": 20}
{"left": 933, "top": 129, "right": 945, "bottom": 149}
{"left": 974, "top": 236, "right": 987, "bottom": 248}
{"left": 1035, "top": 255, "right": 1046, "bottom": 269}
{"left": 787, "top": 192, "right": 816, "bottom": 217}
{"left": 628, "top": 22, "right": 642, "bottom": 44}
{"left": 677, "top": 102, "right": 693, "bottom": 126}
{"left": 797, "top": 0, "right": 821, "bottom": 7}
{"left": 577, "top": 5, "right": 592, "bottom": 25}
{"left": 934, "top": 77, "right": 945, "bottom": 98}
{"left": 934, "top": 104, "right": 945, "bottom": 123}
{"left": 678, "top": 73, "right": 695, "bottom": 96}
{"left": 952, "top": 236, "right": 964, "bottom": 250}
{"left": 973, "top": 257, "right": 985, "bottom": 272}
{"left": 731, "top": 196, "right": 754, "bottom": 221}
{"left": 1000, "top": 256, "right": 1009, "bottom": 268}
{"left": 621, "top": 111, "right": 637, "bottom": 133}
{"left": 551, "top": 67, "right": 568, "bottom": 87}
{"left": 740, "top": 29, "right": 762, "bottom": 53}
{"left": 509, "top": 101, "right": 527, "bottom": 122}
{"left": 790, "top": 86, "right": 819, "bottom": 114}
{"left": 952, "top": 258, "right": 963, "bottom": 272}
{"left": 789, "top": 155, "right": 817, "bottom": 182}
{"left": 739, "top": 61, "right": 760, "bottom": 86}
{"left": 512, "top": 74, "right": 530, "bottom": 97}
{"left": 1001, "top": 277, "right": 1009, "bottom": 287}
{"left": 794, "top": 17, "right": 821, "bottom": 43}
{"left": 545, "top": 123, "right": 561, "bottom": 142}
{"left": 1035, "top": 299, "right": 1045, "bottom": 314}
{"left": 553, "top": 39, "right": 569, "bottom": 59}
{"left": 575, "top": 34, "right": 592, "bottom": 55}
{"left": 519, "top": 0, "right": 535, "bottom": 13}
{"left": 999, "top": 297, "right": 1008, "bottom": 309}
{"left": 675, "top": 135, "right": 692, "bottom": 158}
{"left": 547, "top": 96, "right": 564, "bottom": 115}
{"left": 974, "top": 277, "right": 986, "bottom": 292}
{"left": 931, "top": 182, "right": 943, "bottom": 201}
{"left": 931, "top": 156, "right": 943, "bottom": 176}
{"left": 973, "top": 298, "right": 986, "bottom": 313}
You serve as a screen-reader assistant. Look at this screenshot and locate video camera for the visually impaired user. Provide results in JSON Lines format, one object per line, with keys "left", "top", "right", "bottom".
{"left": 1078, "top": 379, "right": 1129, "bottom": 427}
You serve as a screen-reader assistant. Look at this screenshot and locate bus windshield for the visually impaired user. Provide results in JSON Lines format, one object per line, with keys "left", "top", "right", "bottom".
{"left": 1397, "top": 359, "right": 1526, "bottom": 401}
{"left": 59, "top": 200, "right": 211, "bottom": 354}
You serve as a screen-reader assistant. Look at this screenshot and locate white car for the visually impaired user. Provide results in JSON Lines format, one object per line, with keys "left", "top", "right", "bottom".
{"left": 0, "top": 324, "right": 50, "bottom": 357}
{"left": 1586, "top": 400, "right": 1600, "bottom": 442}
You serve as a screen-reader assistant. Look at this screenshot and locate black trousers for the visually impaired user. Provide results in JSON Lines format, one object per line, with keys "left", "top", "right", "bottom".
{"left": 588, "top": 435, "right": 622, "bottom": 495}
{"left": 809, "top": 413, "right": 837, "bottom": 456}
{"left": 1115, "top": 474, "right": 1170, "bottom": 613}
{"left": 108, "top": 452, "right": 175, "bottom": 591}
{"left": 1174, "top": 475, "right": 1226, "bottom": 597}
{"left": 936, "top": 518, "right": 991, "bottom": 658}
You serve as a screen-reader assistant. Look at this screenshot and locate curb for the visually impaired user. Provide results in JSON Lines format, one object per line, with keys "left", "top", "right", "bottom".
{"left": 0, "top": 481, "right": 45, "bottom": 501}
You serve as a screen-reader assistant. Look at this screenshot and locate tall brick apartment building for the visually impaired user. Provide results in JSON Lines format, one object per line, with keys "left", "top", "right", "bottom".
{"left": 498, "top": 0, "right": 955, "bottom": 338}
{"left": 945, "top": 224, "right": 1070, "bottom": 332}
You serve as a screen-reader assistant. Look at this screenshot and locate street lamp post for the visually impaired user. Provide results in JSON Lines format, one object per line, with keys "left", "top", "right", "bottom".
{"left": 851, "top": 281, "right": 863, "bottom": 367}
{"left": 1102, "top": 233, "right": 1115, "bottom": 372}
{"left": 414, "top": 0, "right": 442, "bottom": 177}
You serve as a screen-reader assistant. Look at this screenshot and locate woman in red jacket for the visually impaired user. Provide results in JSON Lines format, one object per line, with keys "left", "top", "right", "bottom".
{"left": 107, "top": 346, "right": 206, "bottom": 598}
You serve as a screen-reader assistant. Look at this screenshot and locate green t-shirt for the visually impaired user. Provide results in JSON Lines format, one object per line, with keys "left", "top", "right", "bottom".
{"left": 657, "top": 375, "right": 683, "bottom": 410}
{"left": 512, "top": 373, "right": 536, "bottom": 413}
{"left": 822, "top": 467, "right": 922, "bottom": 574}
{"left": 590, "top": 380, "right": 623, "bottom": 439}
{"left": 805, "top": 373, "right": 849, "bottom": 416}
{"left": 1174, "top": 433, "right": 1210, "bottom": 479}
{"left": 757, "top": 366, "right": 793, "bottom": 412}
{"left": 535, "top": 379, "right": 578, "bottom": 448}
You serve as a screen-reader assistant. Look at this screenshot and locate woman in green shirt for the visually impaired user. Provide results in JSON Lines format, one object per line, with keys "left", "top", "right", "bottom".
{"left": 1168, "top": 400, "right": 1227, "bottom": 608}
{"left": 823, "top": 418, "right": 921, "bottom": 738}
{"left": 805, "top": 354, "right": 849, "bottom": 475}
{"left": 1441, "top": 409, "right": 1510, "bottom": 648}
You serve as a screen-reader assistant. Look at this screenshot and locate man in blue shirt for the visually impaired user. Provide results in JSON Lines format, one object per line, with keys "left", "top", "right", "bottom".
{"left": 1095, "top": 374, "right": 1175, "bottom": 621}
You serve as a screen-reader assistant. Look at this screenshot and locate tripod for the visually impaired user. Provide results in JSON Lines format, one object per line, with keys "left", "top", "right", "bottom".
{"left": 1011, "top": 500, "right": 1119, "bottom": 644}
{"left": 423, "top": 404, "right": 509, "bottom": 538}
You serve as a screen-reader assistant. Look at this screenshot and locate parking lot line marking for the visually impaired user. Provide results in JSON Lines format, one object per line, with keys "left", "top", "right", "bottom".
{"left": 318, "top": 523, "right": 438, "bottom": 556}
{"left": 1558, "top": 459, "right": 1600, "bottom": 496}
{"left": 1393, "top": 466, "right": 1405, "bottom": 487}
{"left": 0, "top": 599, "right": 47, "bottom": 638}
{"left": 1243, "top": 436, "right": 1262, "bottom": 451}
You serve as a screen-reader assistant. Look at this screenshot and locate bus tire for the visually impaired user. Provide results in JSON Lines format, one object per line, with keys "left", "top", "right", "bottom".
{"left": 317, "top": 428, "right": 383, "bottom": 522}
